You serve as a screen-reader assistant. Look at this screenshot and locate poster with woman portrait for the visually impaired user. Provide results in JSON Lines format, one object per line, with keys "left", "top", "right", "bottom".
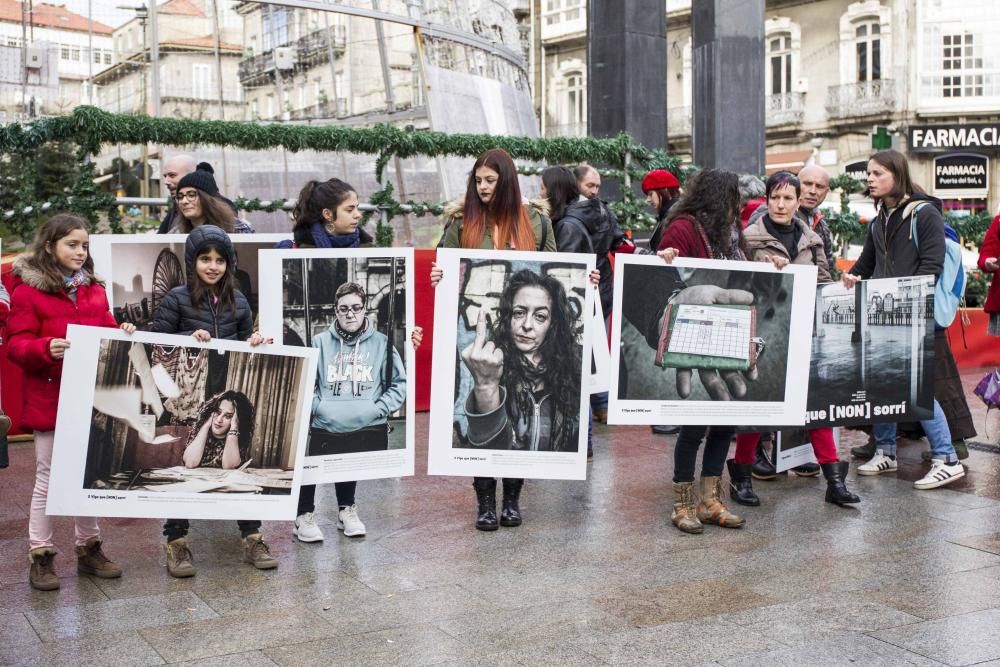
{"left": 89, "top": 234, "right": 290, "bottom": 330}
{"left": 609, "top": 255, "right": 816, "bottom": 426}
{"left": 427, "top": 248, "right": 595, "bottom": 480}
{"left": 257, "top": 248, "right": 415, "bottom": 485}
{"left": 46, "top": 326, "right": 317, "bottom": 520}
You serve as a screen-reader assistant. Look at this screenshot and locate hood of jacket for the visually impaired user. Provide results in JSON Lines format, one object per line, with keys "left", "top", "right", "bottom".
{"left": 561, "top": 197, "right": 607, "bottom": 234}
{"left": 11, "top": 255, "right": 99, "bottom": 293}
{"left": 185, "top": 225, "right": 235, "bottom": 276}
{"left": 442, "top": 197, "right": 550, "bottom": 223}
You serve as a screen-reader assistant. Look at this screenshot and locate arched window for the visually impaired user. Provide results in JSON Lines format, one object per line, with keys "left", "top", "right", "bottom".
{"left": 768, "top": 33, "right": 792, "bottom": 95}
{"left": 854, "top": 18, "right": 881, "bottom": 82}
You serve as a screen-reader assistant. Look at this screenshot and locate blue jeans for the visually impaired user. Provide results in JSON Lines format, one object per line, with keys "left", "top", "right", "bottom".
{"left": 872, "top": 399, "right": 956, "bottom": 462}
{"left": 590, "top": 392, "right": 608, "bottom": 411}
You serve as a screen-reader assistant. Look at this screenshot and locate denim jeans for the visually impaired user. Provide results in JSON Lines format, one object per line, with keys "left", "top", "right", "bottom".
{"left": 590, "top": 392, "right": 608, "bottom": 411}
{"left": 872, "top": 399, "right": 956, "bottom": 461}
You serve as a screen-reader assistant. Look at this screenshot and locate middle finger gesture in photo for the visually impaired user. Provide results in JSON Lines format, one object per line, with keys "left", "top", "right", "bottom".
{"left": 461, "top": 310, "right": 504, "bottom": 412}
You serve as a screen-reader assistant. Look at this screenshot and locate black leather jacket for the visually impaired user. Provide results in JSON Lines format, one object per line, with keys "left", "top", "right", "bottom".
{"left": 554, "top": 197, "right": 625, "bottom": 315}
{"left": 464, "top": 387, "right": 578, "bottom": 452}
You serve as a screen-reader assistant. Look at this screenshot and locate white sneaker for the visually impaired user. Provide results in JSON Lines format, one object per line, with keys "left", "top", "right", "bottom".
{"left": 293, "top": 512, "right": 324, "bottom": 543}
{"left": 337, "top": 505, "right": 366, "bottom": 537}
{"left": 914, "top": 459, "right": 965, "bottom": 490}
{"left": 857, "top": 450, "right": 898, "bottom": 476}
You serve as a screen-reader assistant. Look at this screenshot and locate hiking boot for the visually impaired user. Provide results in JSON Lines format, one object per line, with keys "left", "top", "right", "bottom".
{"left": 914, "top": 460, "right": 965, "bottom": 490}
{"left": 337, "top": 505, "right": 366, "bottom": 537}
{"left": 857, "top": 450, "right": 897, "bottom": 476}
{"left": 500, "top": 478, "right": 524, "bottom": 527}
{"left": 241, "top": 533, "right": 278, "bottom": 570}
{"left": 473, "top": 478, "right": 499, "bottom": 531}
{"left": 294, "top": 512, "right": 325, "bottom": 543}
{"left": 821, "top": 461, "right": 861, "bottom": 506}
{"left": 75, "top": 538, "right": 122, "bottom": 579}
{"left": 671, "top": 481, "right": 703, "bottom": 534}
{"left": 164, "top": 538, "right": 196, "bottom": 578}
{"left": 923, "top": 440, "right": 970, "bottom": 462}
{"left": 726, "top": 459, "right": 759, "bottom": 506}
{"left": 696, "top": 476, "right": 745, "bottom": 529}
{"left": 28, "top": 547, "right": 59, "bottom": 591}
{"left": 850, "top": 436, "right": 876, "bottom": 460}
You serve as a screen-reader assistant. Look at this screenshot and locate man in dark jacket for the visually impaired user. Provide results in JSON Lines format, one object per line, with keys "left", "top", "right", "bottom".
{"left": 158, "top": 155, "right": 197, "bottom": 234}
{"left": 797, "top": 165, "right": 837, "bottom": 274}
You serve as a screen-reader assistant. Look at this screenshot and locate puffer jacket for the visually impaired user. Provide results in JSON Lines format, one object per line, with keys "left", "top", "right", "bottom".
{"left": 744, "top": 215, "right": 831, "bottom": 282}
{"left": 554, "top": 197, "right": 625, "bottom": 314}
{"left": 7, "top": 258, "right": 118, "bottom": 431}
{"left": 438, "top": 199, "right": 556, "bottom": 251}
{"left": 148, "top": 225, "right": 254, "bottom": 340}
{"left": 850, "top": 192, "right": 945, "bottom": 280}
{"left": 311, "top": 320, "right": 405, "bottom": 434}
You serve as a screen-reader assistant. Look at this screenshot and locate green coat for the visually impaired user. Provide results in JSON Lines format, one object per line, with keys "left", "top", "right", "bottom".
{"left": 439, "top": 199, "right": 556, "bottom": 251}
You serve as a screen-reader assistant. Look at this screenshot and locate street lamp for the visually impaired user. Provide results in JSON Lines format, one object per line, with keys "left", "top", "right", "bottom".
{"left": 118, "top": 4, "right": 150, "bottom": 217}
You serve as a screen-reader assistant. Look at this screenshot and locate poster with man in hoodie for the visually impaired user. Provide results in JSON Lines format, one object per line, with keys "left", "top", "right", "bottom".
{"left": 89, "top": 233, "right": 290, "bottom": 330}
{"left": 427, "top": 249, "right": 595, "bottom": 480}
{"left": 258, "top": 248, "right": 415, "bottom": 484}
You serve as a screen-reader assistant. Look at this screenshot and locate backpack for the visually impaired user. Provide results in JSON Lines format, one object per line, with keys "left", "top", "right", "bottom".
{"left": 909, "top": 202, "right": 965, "bottom": 327}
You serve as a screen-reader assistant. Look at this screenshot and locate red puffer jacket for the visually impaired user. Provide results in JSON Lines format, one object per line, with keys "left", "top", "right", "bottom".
{"left": 7, "top": 258, "right": 118, "bottom": 432}
{"left": 977, "top": 215, "right": 1000, "bottom": 313}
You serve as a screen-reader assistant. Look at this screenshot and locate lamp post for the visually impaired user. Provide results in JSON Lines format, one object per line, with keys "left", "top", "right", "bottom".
{"left": 119, "top": 4, "right": 150, "bottom": 218}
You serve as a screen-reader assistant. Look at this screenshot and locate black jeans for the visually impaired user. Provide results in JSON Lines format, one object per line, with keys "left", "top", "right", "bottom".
{"left": 672, "top": 425, "right": 734, "bottom": 483}
{"left": 296, "top": 482, "right": 357, "bottom": 515}
{"left": 163, "top": 519, "right": 261, "bottom": 542}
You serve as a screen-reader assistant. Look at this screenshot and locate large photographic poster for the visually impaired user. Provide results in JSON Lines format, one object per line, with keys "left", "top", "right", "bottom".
{"left": 802, "top": 275, "right": 936, "bottom": 427}
{"left": 609, "top": 255, "right": 817, "bottom": 426}
{"left": 427, "top": 248, "right": 595, "bottom": 480}
{"left": 258, "top": 248, "right": 415, "bottom": 485}
{"left": 89, "top": 234, "right": 289, "bottom": 330}
{"left": 47, "top": 326, "right": 317, "bottom": 520}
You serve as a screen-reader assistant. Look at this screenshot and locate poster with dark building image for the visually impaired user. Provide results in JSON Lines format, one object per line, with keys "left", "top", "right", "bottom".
{"left": 89, "top": 234, "right": 290, "bottom": 330}
{"left": 46, "top": 326, "right": 316, "bottom": 521}
{"left": 608, "top": 255, "right": 817, "bottom": 426}
{"left": 257, "top": 248, "right": 415, "bottom": 485}
{"left": 427, "top": 248, "right": 594, "bottom": 480}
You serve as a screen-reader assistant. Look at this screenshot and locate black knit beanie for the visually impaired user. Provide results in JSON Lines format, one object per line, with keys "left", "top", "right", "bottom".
{"left": 177, "top": 162, "right": 220, "bottom": 198}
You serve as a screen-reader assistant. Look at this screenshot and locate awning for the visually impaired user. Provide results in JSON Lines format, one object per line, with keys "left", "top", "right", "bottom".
{"left": 765, "top": 149, "right": 813, "bottom": 175}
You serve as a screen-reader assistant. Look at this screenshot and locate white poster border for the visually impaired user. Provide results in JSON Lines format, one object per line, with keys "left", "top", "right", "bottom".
{"left": 589, "top": 295, "right": 611, "bottom": 394}
{"left": 46, "top": 325, "right": 317, "bottom": 520}
{"left": 426, "top": 248, "right": 595, "bottom": 480}
{"left": 257, "top": 247, "right": 416, "bottom": 485}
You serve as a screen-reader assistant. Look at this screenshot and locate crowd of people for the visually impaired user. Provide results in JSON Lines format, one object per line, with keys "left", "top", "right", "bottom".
{"left": 0, "top": 145, "right": 994, "bottom": 591}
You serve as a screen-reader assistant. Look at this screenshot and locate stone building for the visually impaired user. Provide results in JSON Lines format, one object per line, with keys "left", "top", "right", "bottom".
{"left": 526, "top": 0, "right": 1000, "bottom": 215}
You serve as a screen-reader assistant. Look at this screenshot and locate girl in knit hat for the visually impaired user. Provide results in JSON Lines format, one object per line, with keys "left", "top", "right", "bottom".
{"left": 170, "top": 163, "right": 255, "bottom": 234}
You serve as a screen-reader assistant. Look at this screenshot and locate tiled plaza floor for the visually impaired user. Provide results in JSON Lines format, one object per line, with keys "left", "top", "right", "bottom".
{"left": 3, "top": 370, "right": 1000, "bottom": 665}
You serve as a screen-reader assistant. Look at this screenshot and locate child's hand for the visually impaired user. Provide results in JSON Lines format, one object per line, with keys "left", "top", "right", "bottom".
{"left": 248, "top": 332, "right": 273, "bottom": 346}
{"left": 411, "top": 326, "right": 424, "bottom": 351}
{"left": 192, "top": 330, "right": 211, "bottom": 343}
{"left": 589, "top": 269, "right": 601, "bottom": 286}
{"left": 49, "top": 338, "right": 70, "bottom": 359}
{"left": 120, "top": 323, "right": 136, "bottom": 334}
{"left": 430, "top": 262, "right": 443, "bottom": 287}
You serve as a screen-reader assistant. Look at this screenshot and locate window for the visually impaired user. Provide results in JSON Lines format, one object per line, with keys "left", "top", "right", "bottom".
{"left": 192, "top": 64, "right": 210, "bottom": 99}
{"left": 262, "top": 7, "right": 291, "bottom": 51}
{"left": 104, "top": 51, "right": 111, "bottom": 64}
{"left": 60, "top": 45, "right": 70, "bottom": 60}
{"left": 93, "top": 48, "right": 102, "bottom": 64}
{"left": 545, "top": 0, "right": 583, "bottom": 25}
{"left": 564, "top": 71, "right": 584, "bottom": 128}
{"left": 7, "top": 37, "right": 20, "bottom": 47}
{"left": 769, "top": 34, "right": 792, "bottom": 94}
{"left": 855, "top": 19, "right": 881, "bottom": 81}
{"left": 942, "top": 32, "right": 984, "bottom": 96}
{"left": 71, "top": 46, "right": 80, "bottom": 61}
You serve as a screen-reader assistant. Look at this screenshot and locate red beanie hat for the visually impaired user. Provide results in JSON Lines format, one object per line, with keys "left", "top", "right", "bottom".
{"left": 641, "top": 169, "right": 680, "bottom": 193}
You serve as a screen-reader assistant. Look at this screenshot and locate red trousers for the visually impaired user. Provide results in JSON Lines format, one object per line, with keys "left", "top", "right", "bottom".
{"left": 734, "top": 427, "right": 838, "bottom": 465}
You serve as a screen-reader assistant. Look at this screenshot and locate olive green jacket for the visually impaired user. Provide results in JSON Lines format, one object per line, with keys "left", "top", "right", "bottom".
{"left": 438, "top": 199, "right": 556, "bottom": 251}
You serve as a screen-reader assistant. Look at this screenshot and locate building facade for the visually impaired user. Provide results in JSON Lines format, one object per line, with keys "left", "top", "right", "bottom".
{"left": 529, "top": 0, "right": 1000, "bottom": 215}
{"left": 0, "top": 0, "right": 113, "bottom": 118}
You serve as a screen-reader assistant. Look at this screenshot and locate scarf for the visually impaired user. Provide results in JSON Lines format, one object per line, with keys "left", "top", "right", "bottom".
{"left": 334, "top": 317, "right": 367, "bottom": 343}
{"left": 63, "top": 270, "right": 87, "bottom": 289}
{"left": 310, "top": 223, "right": 360, "bottom": 249}
{"left": 694, "top": 222, "right": 747, "bottom": 261}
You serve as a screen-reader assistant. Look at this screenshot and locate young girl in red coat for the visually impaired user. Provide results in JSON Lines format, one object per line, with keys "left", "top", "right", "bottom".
{"left": 7, "top": 214, "right": 136, "bottom": 591}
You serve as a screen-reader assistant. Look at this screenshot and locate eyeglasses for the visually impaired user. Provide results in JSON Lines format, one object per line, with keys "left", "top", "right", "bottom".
{"left": 174, "top": 191, "right": 199, "bottom": 203}
{"left": 336, "top": 305, "right": 365, "bottom": 315}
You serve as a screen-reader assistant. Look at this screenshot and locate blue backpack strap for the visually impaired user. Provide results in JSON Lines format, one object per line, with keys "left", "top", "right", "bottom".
{"left": 909, "top": 202, "right": 928, "bottom": 252}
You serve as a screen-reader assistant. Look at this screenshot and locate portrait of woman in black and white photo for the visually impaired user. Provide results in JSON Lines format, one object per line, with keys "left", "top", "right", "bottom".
{"left": 182, "top": 390, "right": 255, "bottom": 469}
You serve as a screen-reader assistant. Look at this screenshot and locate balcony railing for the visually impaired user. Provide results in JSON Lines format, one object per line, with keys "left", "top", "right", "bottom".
{"left": 667, "top": 106, "right": 691, "bottom": 137}
{"left": 766, "top": 91, "right": 805, "bottom": 126}
{"left": 825, "top": 79, "right": 896, "bottom": 119}
{"left": 238, "top": 50, "right": 275, "bottom": 83}
{"left": 296, "top": 26, "right": 346, "bottom": 65}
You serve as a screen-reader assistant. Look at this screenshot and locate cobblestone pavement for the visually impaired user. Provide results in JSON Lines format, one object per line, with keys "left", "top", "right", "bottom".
{"left": 2, "top": 369, "right": 1000, "bottom": 665}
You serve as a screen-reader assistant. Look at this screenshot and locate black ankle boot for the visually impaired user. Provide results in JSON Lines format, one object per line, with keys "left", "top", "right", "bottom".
{"left": 500, "top": 478, "right": 523, "bottom": 527}
{"left": 472, "top": 478, "right": 498, "bottom": 531}
{"left": 751, "top": 441, "right": 777, "bottom": 480}
{"left": 791, "top": 462, "right": 821, "bottom": 477}
{"left": 726, "top": 459, "right": 760, "bottom": 506}
{"left": 821, "top": 461, "right": 861, "bottom": 506}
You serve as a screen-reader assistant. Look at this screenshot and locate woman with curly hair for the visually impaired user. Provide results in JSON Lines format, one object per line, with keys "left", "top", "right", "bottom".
{"left": 181, "top": 390, "right": 255, "bottom": 469}
{"left": 462, "top": 269, "right": 582, "bottom": 453}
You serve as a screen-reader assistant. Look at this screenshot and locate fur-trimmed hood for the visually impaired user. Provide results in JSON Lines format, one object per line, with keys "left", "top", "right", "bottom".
{"left": 441, "top": 197, "right": 550, "bottom": 222}
{"left": 11, "top": 255, "right": 100, "bottom": 294}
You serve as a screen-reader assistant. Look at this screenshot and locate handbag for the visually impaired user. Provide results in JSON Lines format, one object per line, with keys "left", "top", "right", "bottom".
{"left": 973, "top": 369, "right": 1000, "bottom": 409}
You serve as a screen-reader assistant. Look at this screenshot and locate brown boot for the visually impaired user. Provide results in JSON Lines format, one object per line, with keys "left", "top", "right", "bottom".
{"left": 241, "top": 533, "right": 278, "bottom": 570}
{"left": 696, "top": 476, "right": 745, "bottom": 528}
{"left": 164, "top": 538, "right": 196, "bottom": 578}
{"left": 671, "top": 481, "right": 703, "bottom": 534}
{"left": 29, "top": 547, "right": 59, "bottom": 591}
{"left": 75, "top": 538, "right": 122, "bottom": 578}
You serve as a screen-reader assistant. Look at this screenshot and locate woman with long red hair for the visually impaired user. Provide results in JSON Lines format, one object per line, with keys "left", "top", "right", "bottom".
{"left": 432, "top": 148, "right": 557, "bottom": 530}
